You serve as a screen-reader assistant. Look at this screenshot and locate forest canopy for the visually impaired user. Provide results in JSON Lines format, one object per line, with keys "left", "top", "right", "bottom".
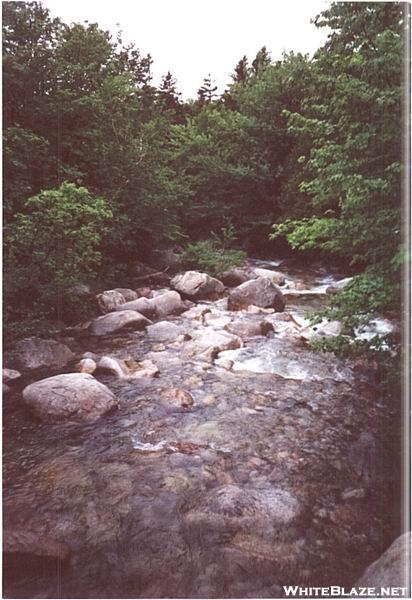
{"left": 2, "top": 1, "right": 408, "bottom": 349}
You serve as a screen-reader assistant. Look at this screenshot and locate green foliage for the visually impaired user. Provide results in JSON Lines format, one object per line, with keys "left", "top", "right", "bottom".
{"left": 180, "top": 238, "right": 246, "bottom": 277}
{"left": 4, "top": 183, "right": 112, "bottom": 330}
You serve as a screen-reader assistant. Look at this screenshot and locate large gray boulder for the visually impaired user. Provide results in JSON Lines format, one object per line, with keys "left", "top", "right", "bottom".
{"left": 228, "top": 277, "right": 284, "bottom": 312}
{"left": 90, "top": 310, "right": 151, "bottom": 336}
{"left": 150, "top": 290, "right": 184, "bottom": 317}
{"left": 96, "top": 290, "right": 126, "bottom": 314}
{"left": 356, "top": 532, "right": 411, "bottom": 593}
{"left": 9, "top": 337, "right": 74, "bottom": 371}
{"left": 224, "top": 319, "right": 273, "bottom": 339}
{"left": 22, "top": 373, "right": 117, "bottom": 423}
{"left": 171, "top": 271, "right": 225, "bottom": 300}
{"left": 221, "top": 268, "right": 251, "bottom": 287}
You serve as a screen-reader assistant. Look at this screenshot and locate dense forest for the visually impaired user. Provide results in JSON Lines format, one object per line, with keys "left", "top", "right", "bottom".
{"left": 3, "top": 1, "right": 408, "bottom": 363}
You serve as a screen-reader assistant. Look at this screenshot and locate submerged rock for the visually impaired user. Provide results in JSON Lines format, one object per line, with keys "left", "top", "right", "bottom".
{"left": 9, "top": 337, "right": 74, "bottom": 371}
{"left": 90, "top": 310, "right": 151, "bottom": 336}
{"left": 161, "top": 387, "right": 194, "bottom": 409}
{"left": 22, "top": 373, "right": 117, "bottom": 422}
{"left": 228, "top": 278, "right": 284, "bottom": 312}
{"left": 96, "top": 290, "right": 126, "bottom": 314}
{"left": 171, "top": 271, "right": 225, "bottom": 300}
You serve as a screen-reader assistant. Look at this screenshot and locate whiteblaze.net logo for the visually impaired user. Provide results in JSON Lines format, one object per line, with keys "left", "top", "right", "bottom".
{"left": 283, "top": 586, "right": 410, "bottom": 597}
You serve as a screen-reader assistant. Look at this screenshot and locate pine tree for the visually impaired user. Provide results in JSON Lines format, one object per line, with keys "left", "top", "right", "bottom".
{"left": 197, "top": 73, "right": 218, "bottom": 104}
{"left": 231, "top": 55, "right": 249, "bottom": 82}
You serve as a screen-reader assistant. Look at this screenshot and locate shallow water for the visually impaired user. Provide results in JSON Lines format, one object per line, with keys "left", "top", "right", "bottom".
{"left": 3, "top": 259, "right": 402, "bottom": 598}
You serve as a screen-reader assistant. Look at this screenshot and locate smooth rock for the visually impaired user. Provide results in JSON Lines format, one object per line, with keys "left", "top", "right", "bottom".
{"left": 9, "top": 337, "right": 74, "bottom": 371}
{"left": 356, "top": 532, "right": 411, "bottom": 592}
{"left": 253, "top": 267, "right": 286, "bottom": 286}
{"left": 22, "top": 373, "right": 117, "bottom": 422}
{"left": 171, "top": 271, "right": 225, "bottom": 300}
{"left": 96, "top": 290, "right": 126, "bottom": 314}
{"left": 82, "top": 351, "right": 99, "bottom": 361}
{"left": 185, "top": 330, "right": 243, "bottom": 361}
{"left": 225, "top": 320, "right": 273, "bottom": 339}
{"left": 228, "top": 278, "right": 284, "bottom": 312}
{"left": 150, "top": 290, "right": 184, "bottom": 317}
{"left": 3, "top": 368, "right": 22, "bottom": 383}
{"left": 113, "top": 288, "right": 138, "bottom": 301}
{"left": 115, "top": 297, "right": 155, "bottom": 317}
{"left": 98, "top": 356, "right": 129, "bottom": 378}
{"left": 147, "top": 321, "right": 181, "bottom": 342}
{"left": 91, "top": 310, "right": 151, "bottom": 336}
{"left": 341, "top": 488, "right": 366, "bottom": 500}
{"left": 76, "top": 358, "right": 97, "bottom": 374}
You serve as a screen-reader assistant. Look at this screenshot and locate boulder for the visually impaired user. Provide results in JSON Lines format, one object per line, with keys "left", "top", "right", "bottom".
{"left": 90, "top": 310, "right": 151, "bottom": 336}
{"left": 185, "top": 330, "right": 243, "bottom": 361}
{"left": 76, "top": 358, "right": 97, "bottom": 374}
{"left": 9, "top": 337, "right": 74, "bottom": 371}
{"left": 115, "top": 297, "right": 155, "bottom": 318}
{"left": 300, "top": 319, "right": 342, "bottom": 341}
{"left": 3, "top": 368, "right": 22, "bottom": 383}
{"left": 113, "top": 288, "right": 138, "bottom": 302}
{"left": 136, "top": 287, "right": 152, "bottom": 298}
{"left": 98, "top": 356, "right": 159, "bottom": 379}
{"left": 221, "top": 268, "right": 251, "bottom": 287}
{"left": 96, "top": 290, "right": 126, "bottom": 314}
{"left": 150, "top": 290, "right": 184, "bottom": 317}
{"left": 228, "top": 278, "right": 284, "bottom": 312}
{"left": 98, "top": 356, "right": 129, "bottom": 378}
{"left": 356, "top": 532, "right": 411, "bottom": 593}
{"left": 22, "top": 373, "right": 117, "bottom": 422}
{"left": 225, "top": 320, "right": 273, "bottom": 339}
{"left": 253, "top": 267, "right": 286, "bottom": 286}
{"left": 171, "top": 271, "right": 225, "bottom": 300}
{"left": 146, "top": 321, "right": 182, "bottom": 342}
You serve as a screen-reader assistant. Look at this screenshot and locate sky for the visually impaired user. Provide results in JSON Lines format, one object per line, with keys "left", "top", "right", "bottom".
{"left": 42, "top": 0, "right": 331, "bottom": 99}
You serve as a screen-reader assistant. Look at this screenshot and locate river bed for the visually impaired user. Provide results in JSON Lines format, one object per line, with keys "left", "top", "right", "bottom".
{"left": 3, "top": 258, "right": 402, "bottom": 598}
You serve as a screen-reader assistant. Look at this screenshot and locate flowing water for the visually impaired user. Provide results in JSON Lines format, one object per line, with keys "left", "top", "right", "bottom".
{"left": 3, "top": 259, "right": 402, "bottom": 598}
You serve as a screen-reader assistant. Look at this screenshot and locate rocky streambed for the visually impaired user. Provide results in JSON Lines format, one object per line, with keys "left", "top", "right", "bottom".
{"left": 3, "top": 258, "right": 404, "bottom": 598}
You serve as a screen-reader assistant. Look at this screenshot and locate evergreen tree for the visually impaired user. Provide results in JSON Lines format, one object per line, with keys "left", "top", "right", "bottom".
{"left": 197, "top": 73, "right": 218, "bottom": 104}
{"left": 231, "top": 55, "right": 249, "bottom": 82}
{"left": 251, "top": 45, "right": 271, "bottom": 74}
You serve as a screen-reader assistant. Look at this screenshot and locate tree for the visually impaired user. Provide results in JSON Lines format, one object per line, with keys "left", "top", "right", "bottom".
{"left": 271, "top": 2, "right": 406, "bottom": 345}
{"left": 251, "top": 46, "right": 271, "bottom": 74}
{"left": 197, "top": 73, "right": 218, "bottom": 104}
{"left": 4, "top": 183, "right": 112, "bottom": 332}
{"left": 231, "top": 55, "right": 249, "bottom": 82}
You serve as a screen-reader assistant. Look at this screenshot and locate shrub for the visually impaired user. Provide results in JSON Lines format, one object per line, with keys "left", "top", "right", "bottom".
{"left": 180, "top": 239, "right": 246, "bottom": 277}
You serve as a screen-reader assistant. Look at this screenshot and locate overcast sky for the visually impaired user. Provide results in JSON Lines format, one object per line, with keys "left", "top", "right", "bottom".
{"left": 42, "top": 0, "right": 331, "bottom": 99}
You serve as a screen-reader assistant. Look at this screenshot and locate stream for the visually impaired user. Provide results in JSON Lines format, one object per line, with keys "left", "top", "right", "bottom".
{"left": 3, "top": 258, "right": 402, "bottom": 598}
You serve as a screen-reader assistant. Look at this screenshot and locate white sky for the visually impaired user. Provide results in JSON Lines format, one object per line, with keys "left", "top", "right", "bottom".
{"left": 42, "top": 0, "right": 331, "bottom": 99}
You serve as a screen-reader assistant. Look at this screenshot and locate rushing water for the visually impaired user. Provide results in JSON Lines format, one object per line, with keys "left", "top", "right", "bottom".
{"left": 3, "top": 258, "right": 402, "bottom": 598}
